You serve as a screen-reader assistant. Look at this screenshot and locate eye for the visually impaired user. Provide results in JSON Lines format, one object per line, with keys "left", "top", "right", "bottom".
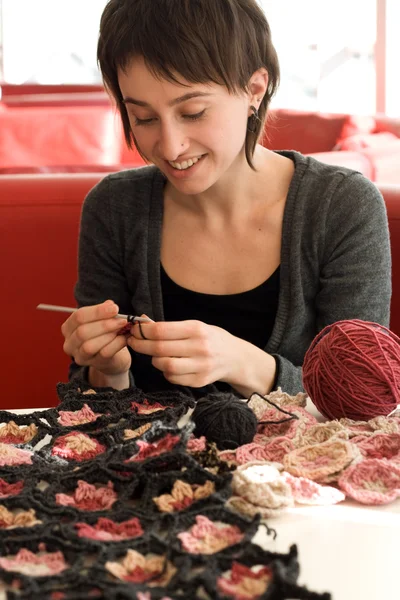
{"left": 183, "top": 110, "right": 206, "bottom": 121}
{"left": 133, "top": 117, "right": 156, "bottom": 126}
{"left": 132, "top": 109, "right": 206, "bottom": 127}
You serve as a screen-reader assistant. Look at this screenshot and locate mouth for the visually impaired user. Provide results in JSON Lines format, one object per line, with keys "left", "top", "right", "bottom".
{"left": 167, "top": 154, "right": 206, "bottom": 172}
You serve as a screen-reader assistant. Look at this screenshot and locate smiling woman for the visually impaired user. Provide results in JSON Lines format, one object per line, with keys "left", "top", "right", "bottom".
{"left": 63, "top": 0, "right": 391, "bottom": 404}
{"left": 117, "top": 55, "right": 263, "bottom": 194}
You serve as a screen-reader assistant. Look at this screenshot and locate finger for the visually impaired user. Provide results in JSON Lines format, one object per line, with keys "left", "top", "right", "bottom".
{"left": 64, "top": 316, "right": 128, "bottom": 356}
{"left": 130, "top": 319, "right": 205, "bottom": 341}
{"left": 71, "top": 330, "right": 127, "bottom": 364}
{"left": 152, "top": 356, "right": 196, "bottom": 376}
{"left": 93, "top": 333, "right": 128, "bottom": 361}
{"left": 64, "top": 315, "right": 127, "bottom": 359}
{"left": 128, "top": 337, "right": 195, "bottom": 358}
{"left": 162, "top": 370, "right": 212, "bottom": 388}
{"left": 138, "top": 322, "right": 148, "bottom": 340}
{"left": 61, "top": 300, "right": 119, "bottom": 338}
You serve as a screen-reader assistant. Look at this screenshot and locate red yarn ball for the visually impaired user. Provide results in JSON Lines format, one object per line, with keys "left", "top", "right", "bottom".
{"left": 302, "top": 319, "right": 400, "bottom": 421}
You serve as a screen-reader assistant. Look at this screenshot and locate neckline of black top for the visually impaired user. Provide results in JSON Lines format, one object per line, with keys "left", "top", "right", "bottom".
{"left": 160, "top": 263, "right": 281, "bottom": 350}
{"left": 160, "top": 262, "right": 280, "bottom": 298}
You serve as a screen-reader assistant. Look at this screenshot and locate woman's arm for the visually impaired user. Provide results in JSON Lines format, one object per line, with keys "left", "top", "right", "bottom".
{"left": 68, "top": 175, "right": 135, "bottom": 389}
{"left": 268, "top": 172, "right": 392, "bottom": 396}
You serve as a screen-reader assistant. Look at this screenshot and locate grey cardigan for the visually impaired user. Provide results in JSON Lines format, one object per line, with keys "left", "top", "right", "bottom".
{"left": 71, "top": 151, "right": 391, "bottom": 396}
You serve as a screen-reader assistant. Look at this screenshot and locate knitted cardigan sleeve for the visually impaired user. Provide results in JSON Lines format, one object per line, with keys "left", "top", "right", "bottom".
{"left": 271, "top": 168, "right": 391, "bottom": 395}
{"left": 68, "top": 168, "right": 155, "bottom": 386}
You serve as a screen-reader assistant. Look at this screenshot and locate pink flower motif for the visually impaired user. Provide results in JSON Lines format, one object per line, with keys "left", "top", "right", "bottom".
{"left": 355, "top": 433, "right": 400, "bottom": 460}
{"left": 257, "top": 405, "right": 317, "bottom": 441}
{"left": 338, "top": 459, "right": 400, "bottom": 505}
{"left": 0, "top": 547, "right": 68, "bottom": 577}
{"left": 239, "top": 437, "right": 295, "bottom": 464}
{"left": 105, "top": 549, "right": 176, "bottom": 586}
{"left": 283, "top": 440, "right": 358, "bottom": 483}
{"left": 56, "top": 480, "right": 117, "bottom": 511}
{"left": 57, "top": 404, "right": 102, "bottom": 426}
{"left": 131, "top": 399, "right": 171, "bottom": 414}
{"left": 187, "top": 436, "right": 207, "bottom": 452}
{"left": 51, "top": 432, "right": 106, "bottom": 462}
{"left": 0, "top": 421, "right": 38, "bottom": 444}
{"left": 177, "top": 515, "right": 244, "bottom": 554}
{"left": 281, "top": 472, "right": 345, "bottom": 505}
{"left": 75, "top": 517, "right": 143, "bottom": 541}
{"left": 126, "top": 434, "right": 180, "bottom": 462}
{"left": 234, "top": 443, "right": 272, "bottom": 465}
{"left": 0, "top": 443, "right": 33, "bottom": 467}
{"left": 217, "top": 562, "right": 272, "bottom": 600}
{"left": 0, "top": 478, "right": 24, "bottom": 499}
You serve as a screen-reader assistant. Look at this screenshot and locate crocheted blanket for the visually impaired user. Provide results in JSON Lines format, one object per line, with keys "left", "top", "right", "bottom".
{"left": 6, "top": 381, "right": 391, "bottom": 599}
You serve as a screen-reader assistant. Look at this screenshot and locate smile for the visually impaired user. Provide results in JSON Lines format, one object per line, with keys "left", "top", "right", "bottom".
{"left": 168, "top": 155, "right": 205, "bottom": 170}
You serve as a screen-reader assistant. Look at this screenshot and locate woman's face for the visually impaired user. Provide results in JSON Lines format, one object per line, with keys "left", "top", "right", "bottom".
{"left": 118, "top": 57, "right": 251, "bottom": 195}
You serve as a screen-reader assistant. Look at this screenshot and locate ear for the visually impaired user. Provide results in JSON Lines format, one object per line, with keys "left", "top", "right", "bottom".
{"left": 247, "top": 68, "right": 269, "bottom": 114}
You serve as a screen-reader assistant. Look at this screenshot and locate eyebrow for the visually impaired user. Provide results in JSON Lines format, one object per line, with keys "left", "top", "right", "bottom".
{"left": 122, "top": 91, "right": 213, "bottom": 108}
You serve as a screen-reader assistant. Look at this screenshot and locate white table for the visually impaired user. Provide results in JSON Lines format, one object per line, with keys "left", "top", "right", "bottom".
{"left": 5, "top": 405, "right": 400, "bottom": 600}
{"left": 254, "top": 399, "right": 400, "bottom": 599}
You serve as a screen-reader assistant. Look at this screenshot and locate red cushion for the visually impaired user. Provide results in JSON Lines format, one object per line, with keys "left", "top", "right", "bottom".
{"left": 335, "top": 132, "right": 398, "bottom": 152}
{"left": 2, "top": 91, "right": 111, "bottom": 108}
{"left": 0, "top": 105, "right": 121, "bottom": 167}
{"left": 337, "top": 115, "right": 376, "bottom": 141}
{"left": 361, "top": 141, "right": 400, "bottom": 184}
{"left": 374, "top": 115, "right": 400, "bottom": 138}
{"left": 307, "top": 151, "right": 374, "bottom": 180}
{"left": 0, "top": 165, "right": 124, "bottom": 175}
{"left": 264, "top": 109, "right": 348, "bottom": 154}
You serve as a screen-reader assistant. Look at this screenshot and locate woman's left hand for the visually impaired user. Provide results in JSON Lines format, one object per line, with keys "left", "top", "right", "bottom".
{"left": 127, "top": 319, "right": 243, "bottom": 388}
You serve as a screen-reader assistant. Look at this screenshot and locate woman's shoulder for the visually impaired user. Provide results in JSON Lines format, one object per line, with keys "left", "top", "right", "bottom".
{"left": 284, "top": 150, "right": 383, "bottom": 211}
{"left": 86, "top": 164, "right": 163, "bottom": 201}
{"left": 80, "top": 165, "right": 166, "bottom": 229}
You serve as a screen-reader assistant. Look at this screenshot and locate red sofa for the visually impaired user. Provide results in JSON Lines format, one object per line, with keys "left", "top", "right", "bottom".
{"left": 0, "top": 98, "right": 144, "bottom": 170}
{"left": 1, "top": 172, "right": 399, "bottom": 410}
{"left": 262, "top": 109, "right": 400, "bottom": 185}
{"left": 1, "top": 92, "right": 399, "bottom": 182}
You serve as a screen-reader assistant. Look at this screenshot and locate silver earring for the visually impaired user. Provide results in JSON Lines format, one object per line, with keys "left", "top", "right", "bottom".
{"left": 247, "top": 105, "right": 261, "bottom": 133}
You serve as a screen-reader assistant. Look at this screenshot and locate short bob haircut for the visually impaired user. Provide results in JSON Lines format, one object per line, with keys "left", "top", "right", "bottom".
{"left": 97, "top": 0, "right": 280, "bottom": 170}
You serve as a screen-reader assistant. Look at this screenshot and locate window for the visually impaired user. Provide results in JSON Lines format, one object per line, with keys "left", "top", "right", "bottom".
{"left": 260, "top": 0, "right": 377, "bottom": 114}
{"left": 0, "top": 0, "right": 398, "bottom": 115}
{"left": 0, "top": 0, "right": 106, "bottom": 84}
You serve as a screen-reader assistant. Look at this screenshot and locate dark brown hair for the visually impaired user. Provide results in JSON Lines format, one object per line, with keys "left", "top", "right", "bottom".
{"left": 97, "top": 0, "right": 280, "bottom": 169}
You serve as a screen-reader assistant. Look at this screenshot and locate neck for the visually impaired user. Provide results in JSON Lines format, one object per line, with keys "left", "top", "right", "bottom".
{"left": 166, "top": 146, "right": 275, "bottom": 223}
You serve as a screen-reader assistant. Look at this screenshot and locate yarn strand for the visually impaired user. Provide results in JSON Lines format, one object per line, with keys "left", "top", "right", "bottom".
{"left": 248, "top": 392, "right": 299, "bottom": 425}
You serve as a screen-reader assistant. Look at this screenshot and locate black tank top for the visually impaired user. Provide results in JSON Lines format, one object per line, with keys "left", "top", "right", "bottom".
{"left": 160, "top": 263, "right": 280, "bottom": 349}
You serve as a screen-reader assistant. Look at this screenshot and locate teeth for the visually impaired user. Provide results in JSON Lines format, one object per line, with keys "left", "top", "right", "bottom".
{"left": 169, "top": 156, "right": 201, "bottom": 170}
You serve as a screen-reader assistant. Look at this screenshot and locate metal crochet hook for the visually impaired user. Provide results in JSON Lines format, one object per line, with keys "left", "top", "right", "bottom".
{"left": 36, "top": 303, "right": 152, "bottom": 324}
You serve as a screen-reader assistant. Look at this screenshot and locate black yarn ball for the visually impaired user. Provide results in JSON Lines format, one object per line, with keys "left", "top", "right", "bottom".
{"left": 191, "top": 392, "right": 258, "bottom": 450}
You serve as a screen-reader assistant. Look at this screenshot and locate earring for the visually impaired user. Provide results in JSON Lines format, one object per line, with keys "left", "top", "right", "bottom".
{"left": 247, "top": 105, "right": 261, "bottom": 134}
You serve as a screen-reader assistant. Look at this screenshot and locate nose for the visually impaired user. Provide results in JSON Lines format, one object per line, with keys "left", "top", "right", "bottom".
{"left": 157, "top": 121, "right": 189, "bottom": 161}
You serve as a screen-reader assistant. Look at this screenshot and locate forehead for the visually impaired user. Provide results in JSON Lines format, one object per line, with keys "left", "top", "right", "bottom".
{"left": 118, "top": 56, "right": 221, "bottom": 102}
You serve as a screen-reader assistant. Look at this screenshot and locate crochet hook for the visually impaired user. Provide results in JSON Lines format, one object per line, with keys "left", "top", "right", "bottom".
{"left": 36, "top": 303, "right": 152, "bottom": 323}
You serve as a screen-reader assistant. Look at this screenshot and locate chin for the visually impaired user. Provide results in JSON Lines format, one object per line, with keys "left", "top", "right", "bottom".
{"left": 172, "top": 179, "right": 214, "bottom": 195}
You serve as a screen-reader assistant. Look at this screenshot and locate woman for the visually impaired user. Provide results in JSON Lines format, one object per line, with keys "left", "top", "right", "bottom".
{"left": 62, "top": 0, "right": 391, "bottom": 399}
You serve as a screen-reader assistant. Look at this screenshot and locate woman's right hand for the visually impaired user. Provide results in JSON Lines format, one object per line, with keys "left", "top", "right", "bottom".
{"left": 61, "top": 300, "right": 132, "bottom": 377}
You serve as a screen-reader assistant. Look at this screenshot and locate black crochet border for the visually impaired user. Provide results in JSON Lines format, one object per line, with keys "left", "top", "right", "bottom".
{"left": 0, "top": 386, "right": 332, "bottom": 600}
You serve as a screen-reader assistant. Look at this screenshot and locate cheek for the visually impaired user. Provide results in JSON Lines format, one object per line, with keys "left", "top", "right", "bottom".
{"left": 213, "top": 114, "right": 248, "bottom": 157}
{"left": 129, "top": 126, "right": 155, "bottom": 155}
